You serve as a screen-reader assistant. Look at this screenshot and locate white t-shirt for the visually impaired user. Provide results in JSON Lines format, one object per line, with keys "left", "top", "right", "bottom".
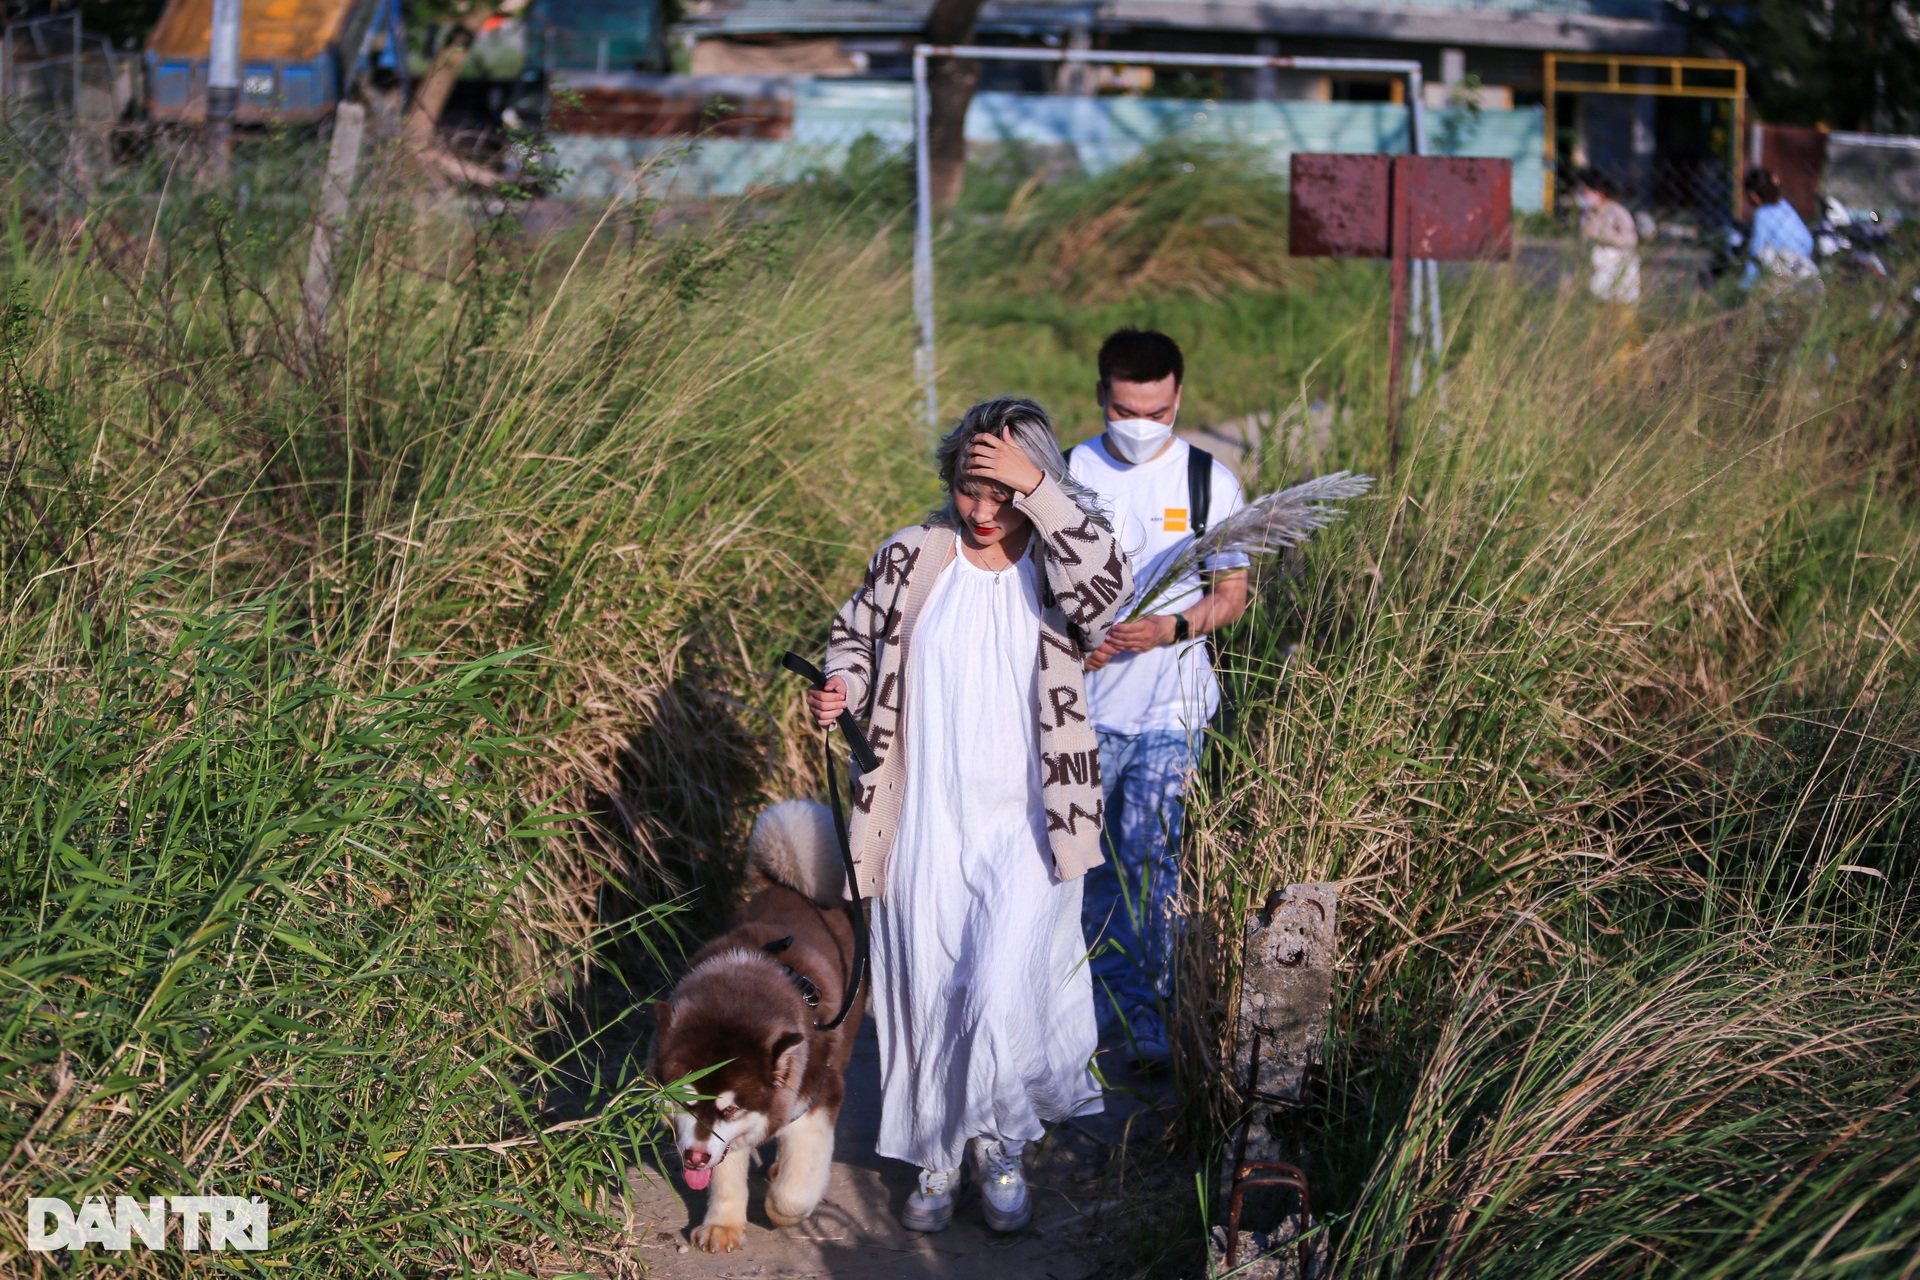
{"left": 1069, "top": 435, "right": 1247, "bottom": 735}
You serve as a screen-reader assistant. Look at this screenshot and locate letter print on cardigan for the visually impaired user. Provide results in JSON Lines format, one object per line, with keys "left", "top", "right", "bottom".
{"left": 1048, "top": 685, "right": 1087, "bottom": 727}
{"left": 829, "top": 611, "right": 869, "bottom": 651}
{"left": 840, "top": 590, "right": 895, "bottom": 648}
{"left": 1058, "top": 548, "right": 1128, "bottom": 625}
{"left": 1038, "top": 631, "right": 1082, "bottom": 670}
{"left": 1044, "top": 516, "right": 1103, "bottom": 568}
{"left": 878, "top": 541, "right": 920, "bottom": 588}
{"left": 1042, "top": 749, "right": 1101, "bottom": 787}
{"left": 863, "top": 672, "right": 901, "bottom": 760}
{"left": 1046, "top": 798, "right": 1105, "bottom": 835}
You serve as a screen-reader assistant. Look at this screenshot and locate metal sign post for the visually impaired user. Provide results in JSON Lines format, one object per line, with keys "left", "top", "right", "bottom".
{"left": 910, "top": 45, "right": 1432, "bottom": 435}
{"left": 1290, "top": 153, "right": 1512, "bottom": 462}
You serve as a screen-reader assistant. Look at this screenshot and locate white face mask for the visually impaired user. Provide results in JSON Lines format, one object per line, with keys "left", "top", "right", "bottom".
{"left": 1105, "top": 414, "right": 1175, "bottom": 464}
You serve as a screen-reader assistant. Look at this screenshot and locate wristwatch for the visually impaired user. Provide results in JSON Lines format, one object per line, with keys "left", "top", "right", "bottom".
{"left": 1172, "top": 614, "right": 1191, "bottom": 643}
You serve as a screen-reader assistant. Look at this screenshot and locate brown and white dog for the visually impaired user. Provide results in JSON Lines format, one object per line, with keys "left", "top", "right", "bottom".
{"left": 651, "top": 799, "right": 866, "bottom": 1253}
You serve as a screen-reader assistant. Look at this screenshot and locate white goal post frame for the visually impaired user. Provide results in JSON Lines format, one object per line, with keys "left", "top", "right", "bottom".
{"left": 911, "top": 43, "right": 1448, "bottom": 432}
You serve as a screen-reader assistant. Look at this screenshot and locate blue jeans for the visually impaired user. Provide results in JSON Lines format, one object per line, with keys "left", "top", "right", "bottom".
{"left": 1080, "top": 728, "right": 1199, "bottom": 1049}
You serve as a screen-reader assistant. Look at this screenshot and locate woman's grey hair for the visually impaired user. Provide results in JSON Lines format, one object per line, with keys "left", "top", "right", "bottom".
{"left": 932, "top": 397, "right": 1111, "bottom": 531}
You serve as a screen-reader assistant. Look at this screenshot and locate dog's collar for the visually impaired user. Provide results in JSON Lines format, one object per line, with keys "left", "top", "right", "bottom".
{"left": 762, "top": 937, "right": 820, "bottom": 1009}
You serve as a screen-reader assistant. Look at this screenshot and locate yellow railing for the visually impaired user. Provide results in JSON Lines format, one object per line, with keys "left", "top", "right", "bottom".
{"left": 1542, "top": 53, "right": 1747, "bottom": 216}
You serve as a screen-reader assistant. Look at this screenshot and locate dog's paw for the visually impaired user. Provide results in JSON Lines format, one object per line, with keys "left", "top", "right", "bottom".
{"left": 692, "top": 1222, "right": 744, "bottom": 1253}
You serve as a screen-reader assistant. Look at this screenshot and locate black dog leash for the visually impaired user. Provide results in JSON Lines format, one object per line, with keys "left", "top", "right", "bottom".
{"left": 780, "top": 651, "right": 876, "bottom": 1032}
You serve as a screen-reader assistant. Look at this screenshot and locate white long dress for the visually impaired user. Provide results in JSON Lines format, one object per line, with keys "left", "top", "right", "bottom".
{"left": 871, "top": 547, "right": 1104, "bottom": 1174}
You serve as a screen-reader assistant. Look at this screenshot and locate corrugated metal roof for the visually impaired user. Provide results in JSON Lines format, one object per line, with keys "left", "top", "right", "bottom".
{"left": 678, "top": 0, "right": 1678, "bottom": 46}
{"left": 678, "top": 0, "right": 1097, "bottom": 36}
{"left": 1106, "top": 0, "right": 1678, "bottom": 51}
{"left": 148, "top": 0, "right": 360, "bottom": 60}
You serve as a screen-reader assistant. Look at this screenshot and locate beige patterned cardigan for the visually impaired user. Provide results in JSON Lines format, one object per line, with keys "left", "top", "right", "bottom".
{"left": 824, "top": 475, "right": 1135, "bottom": 899}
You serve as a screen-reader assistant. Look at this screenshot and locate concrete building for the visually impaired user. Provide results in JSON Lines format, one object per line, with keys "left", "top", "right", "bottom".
{"left": 672, "top": 0, "right": 1684, "bottom": 106}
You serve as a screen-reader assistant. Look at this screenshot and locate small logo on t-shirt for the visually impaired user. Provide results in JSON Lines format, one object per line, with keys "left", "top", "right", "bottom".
{"left": 1162, "top": 507, "right": 1188, "bottom": 532}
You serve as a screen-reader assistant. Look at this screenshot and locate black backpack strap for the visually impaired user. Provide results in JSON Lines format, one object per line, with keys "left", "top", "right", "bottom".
{"left": 1187, "top": 445, "right": 1214, "bottom": 541}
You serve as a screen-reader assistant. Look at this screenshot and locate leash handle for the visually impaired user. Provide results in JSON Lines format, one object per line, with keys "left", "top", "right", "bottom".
{"left": 780, "top": 650, "right": 870, "bottom": 1033}
{"left": 812, "top": 728, "right": 867, "bottom": 1032}
{"left": 780, "top": 652, "right": 881, "bottom": 774}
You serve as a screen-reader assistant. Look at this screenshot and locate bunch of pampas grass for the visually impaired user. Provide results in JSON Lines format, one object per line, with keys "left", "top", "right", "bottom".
{"left": 1127, "top": 470, "right": 1375, "bottom": 620}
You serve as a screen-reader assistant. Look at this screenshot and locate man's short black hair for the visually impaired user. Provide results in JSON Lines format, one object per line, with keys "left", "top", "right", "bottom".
{"left": 1098, "top": 327, "right": 1184, "bottom": 388}
{"left": 1744, "top": 167, "right": 1782, "bottom": 204}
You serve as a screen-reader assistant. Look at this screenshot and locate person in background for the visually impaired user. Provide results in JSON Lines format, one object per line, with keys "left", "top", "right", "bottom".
{"left": 1069, "top": 328, "right": 1249, "bottom": 1069}
{"left": 1574, "top": 169, "right": 1640, "bottom": 306}
{"left": 1742, "top": 167, "right": 1818, "bottom": 287}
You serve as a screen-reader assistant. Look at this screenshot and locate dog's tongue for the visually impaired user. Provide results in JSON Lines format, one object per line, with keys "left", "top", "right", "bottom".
{"left": 683, "top": 1166, "right": 712, "bottom": 1191}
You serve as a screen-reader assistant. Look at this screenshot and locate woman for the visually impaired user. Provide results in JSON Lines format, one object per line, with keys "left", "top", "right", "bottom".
{"left": 1574, "top": 168, "right": 1640, "bottom": 306}
{"left": 806, "top": 397, "right": 1133, "bottom": 1235}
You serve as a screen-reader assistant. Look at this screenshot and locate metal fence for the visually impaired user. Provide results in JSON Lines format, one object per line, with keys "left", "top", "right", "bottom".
{"left": 1826, "top": 132, "right": 1920, "bottom": 216}
{"left": 1, "top": 15, "right": 127, "bottom": 119}
{"left": 2, "top": 16, "right": 144, "bottom": 204}
{"left": 1552, "top": 153, "right": 1736, "bottom": 229}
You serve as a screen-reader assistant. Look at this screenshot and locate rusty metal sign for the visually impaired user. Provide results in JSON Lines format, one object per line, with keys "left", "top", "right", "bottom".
{"left": 1401, "top": 157, "right": 1514, "bottom": 261}
{"left": 1289, "top": 155, "right": 1390, "bottom": 258}
{"left": 1290, "top": 154, "right": 1512, "bottom": 261}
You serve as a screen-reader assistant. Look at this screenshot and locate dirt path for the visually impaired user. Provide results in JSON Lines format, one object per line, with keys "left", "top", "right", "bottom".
{"left": 623, "top": 1020, "right": 1170, "bottom": 1279}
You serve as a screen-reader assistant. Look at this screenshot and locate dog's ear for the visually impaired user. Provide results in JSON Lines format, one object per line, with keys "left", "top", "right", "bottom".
{"left": 653, "top": 1001, "right": 674, "bottom": 1033}
{"left": 768, "top": 1030, "right": 806, "bottom": 1090}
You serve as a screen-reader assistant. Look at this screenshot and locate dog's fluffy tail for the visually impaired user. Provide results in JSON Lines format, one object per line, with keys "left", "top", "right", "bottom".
{"left": 749, "top": 799, "right": 845, "bottom": 906}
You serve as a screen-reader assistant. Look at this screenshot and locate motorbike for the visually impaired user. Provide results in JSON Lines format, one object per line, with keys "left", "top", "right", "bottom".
{"left": 1812, "top": 196, "right": 1893, "bottom": 280}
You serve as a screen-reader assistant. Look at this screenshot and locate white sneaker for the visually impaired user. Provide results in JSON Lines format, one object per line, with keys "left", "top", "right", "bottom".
{"left": 901, "top": 1166, "right": 959, "bottom": 1232}
{"left": 970, "top": 1137, "right": 1032, "bottom": 1232}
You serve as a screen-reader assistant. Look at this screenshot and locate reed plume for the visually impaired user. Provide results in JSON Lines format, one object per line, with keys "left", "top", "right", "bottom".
{"left": 1128, "top": 470, "right": 1375, "bottom": 619}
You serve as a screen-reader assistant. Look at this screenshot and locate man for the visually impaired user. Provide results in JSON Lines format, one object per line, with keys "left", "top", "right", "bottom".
{"left": 1741, "top": 167, "right": 1817, "bottom": 288}
{"left": 1070, "top": 327, "right": 1249, "bottom": 1067}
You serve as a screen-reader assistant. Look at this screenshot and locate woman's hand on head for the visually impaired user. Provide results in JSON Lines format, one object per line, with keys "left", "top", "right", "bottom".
{"left": 965, "top": 428, "right": 1044, "bottom": 497}
{"left": 805, "top": 675, "right": 848, "bottom": 728}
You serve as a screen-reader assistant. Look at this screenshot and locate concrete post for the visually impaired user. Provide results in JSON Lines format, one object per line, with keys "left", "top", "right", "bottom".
{"left": 1057, "top": 27, "right": 1092, "bottom": 96}
{"left": 301, "top": 102, "right": 367, "bottom": 353}
{"left": 1254, "top": 36, "right": 1278, "bottom": 102}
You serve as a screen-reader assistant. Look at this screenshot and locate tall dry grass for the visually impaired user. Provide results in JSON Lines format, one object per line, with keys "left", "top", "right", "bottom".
{"left": 1173, "top": 268, "right": 1920, "bottom": 1274}
{"left": 0, "top": 134, "right": 932, "bottom": 1271}
{"left": 2, "top": 131, "right": 1916, "bottom": 1277}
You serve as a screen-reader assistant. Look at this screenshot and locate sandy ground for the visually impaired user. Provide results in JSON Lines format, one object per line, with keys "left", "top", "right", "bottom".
{"left": 622, "top": 1018, "right": 1173, "bottom": 1279}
